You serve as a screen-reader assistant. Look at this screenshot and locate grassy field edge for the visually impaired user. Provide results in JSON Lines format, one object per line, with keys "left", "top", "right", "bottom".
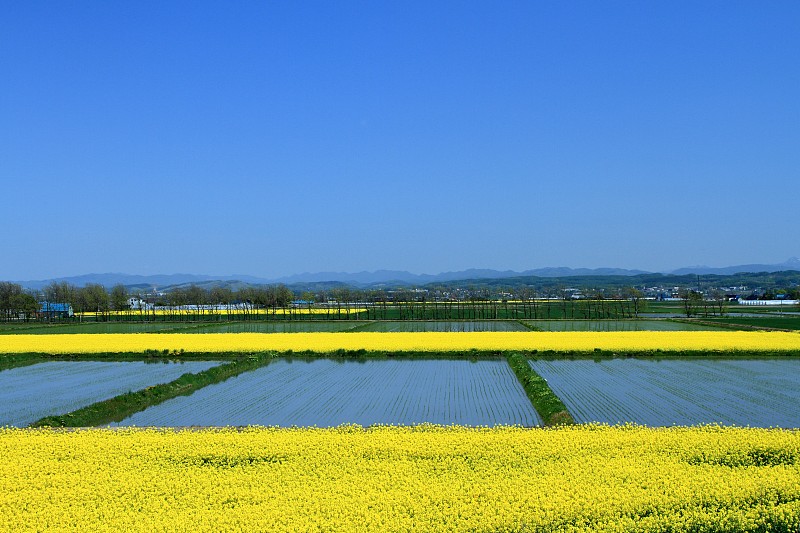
{"left": 29, "top": 355, "right": 276, "bottom": 428}
{"left": 506, "top": 352, "right": 574, "bottom": 426}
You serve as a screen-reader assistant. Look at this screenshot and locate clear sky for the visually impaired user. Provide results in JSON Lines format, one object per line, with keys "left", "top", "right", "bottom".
{"left": 2, "top": 2, "right": 798, "bottom": 280}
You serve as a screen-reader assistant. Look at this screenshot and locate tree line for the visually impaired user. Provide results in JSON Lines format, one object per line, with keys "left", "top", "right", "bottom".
{"left": 0, "top": 281, "right": 297, "bottom": 322}
{"left": 1, "top": 281, "right": 650, "bottom": 322}
{"left": 2, "top": 278, "right": 798, "bottom": 322}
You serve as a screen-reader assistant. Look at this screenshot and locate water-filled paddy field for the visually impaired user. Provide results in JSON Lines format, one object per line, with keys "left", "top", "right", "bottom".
{"left": 0, "top": 360, "right": 221, "bottom": 427}
{"left": 524, "top": 320, "right": 727, "bottom": 331}
{"left": 113, "top": 358, "right": 540, "bottom": 427}
{"left": 0, "top": 318, "right": 743, "bottom": 335}
{"left": 0, "top": 322, "right": 203, "bottom": 334}
{"left": 528, "top": 358, "right": 800, "bottom": 427}
{"left": 188, "top": 321, "right": 369, "bottom": 333}
{"left": 3, "top": 326, "right": 800, "bottom": 428}
{"left": 351, "top": 320, "right": 531, "bottom": 332}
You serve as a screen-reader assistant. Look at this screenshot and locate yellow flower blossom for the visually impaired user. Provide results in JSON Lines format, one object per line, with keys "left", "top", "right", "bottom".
{"left": 0, "top": 425, "right": 798, "bottom": 532}
{"left": 1, "top": 331, "right": 799, "bottom": 354}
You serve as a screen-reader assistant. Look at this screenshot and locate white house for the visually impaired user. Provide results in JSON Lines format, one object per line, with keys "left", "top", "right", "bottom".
{"left": 127, "top": 297, "right": 154, "bottom": 311}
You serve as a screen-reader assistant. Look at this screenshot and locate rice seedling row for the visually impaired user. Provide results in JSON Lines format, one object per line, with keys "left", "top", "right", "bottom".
{"left": 528, "top": 358, "right": 800, "bottom": 427}
{"left": 113, "top": 358, "right": 541, "bottom": 427}
{"left": 0, "top": 360, "right": 222, "bottom": 427}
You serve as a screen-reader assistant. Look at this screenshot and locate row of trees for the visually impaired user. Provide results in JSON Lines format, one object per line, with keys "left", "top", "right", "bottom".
{"left": 0, "top": 281, "right": 300, "bottom": 322}
{"left": 2, "top": 281, "right": 647, "bottom": 322}
{"left": 0, "top": 281, "right": 131, "bottom": 321}
{"left": 2, "top": 279, "right": 797, "bottom": 322}
{"left": 0, "top": 282, "right": 39, "bottom": 321}
{"left": 679, "top": 289, "right": 728, "bottom": 318}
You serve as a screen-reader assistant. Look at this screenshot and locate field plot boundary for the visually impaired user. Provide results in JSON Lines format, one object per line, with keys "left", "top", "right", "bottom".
{"left": 506, "top": 353, "right": 574, "bottom": 426}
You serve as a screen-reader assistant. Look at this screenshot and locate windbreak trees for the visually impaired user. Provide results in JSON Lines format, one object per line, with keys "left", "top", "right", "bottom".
{"left": 0, "top": 282, "right": 38, "bottom": 321}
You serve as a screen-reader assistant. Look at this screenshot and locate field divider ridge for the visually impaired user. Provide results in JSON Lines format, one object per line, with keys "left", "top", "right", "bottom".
{"left": 505, "top": 352, "right": 574, "bottom": 426}
{"left": 29, "top": 354, "right": 277, "bottom": 428}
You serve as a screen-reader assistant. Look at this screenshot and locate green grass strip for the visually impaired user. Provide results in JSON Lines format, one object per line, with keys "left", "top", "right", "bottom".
{"left": 506, "top": 352, "right": 574, "bottom": 426}
{"left": 682, "top": 317, "right": 799, "bottom": 332}
{"left": 29, "top": 354, "right": 276, "bottom": 428}
{"left": 0, "top": 353, "right": 42, "bottom": 372}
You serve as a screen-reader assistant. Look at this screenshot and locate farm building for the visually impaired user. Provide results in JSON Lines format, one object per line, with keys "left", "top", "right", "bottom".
{"left": 37, "top": 302, "right": 73, "bottom": 319}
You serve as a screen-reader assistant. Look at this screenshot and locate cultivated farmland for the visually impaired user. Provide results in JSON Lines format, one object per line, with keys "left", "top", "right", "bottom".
{"left": 351, "top": 320, "right": 531, "bottom": 332}
{"left": 528, "top": 358, "right": 800, "bottom": 427}
{"left": 114, "top": 358, "right": 540, "bottom": 427}
{"left": 188, "top": 321, "right": 369, "bottom": 333}
{"left": 3, "top": 330, "right": 800, "bottom": 354}
{"left": 0, "top": 360, "right": 221, "bottom": 427}
{"left": 524, "top": 320, "right": 728, "bottom": 331}
{"left": 3, "top": 324, "right": 800, "bottom": 531}
{"left": 2, "top": 425, "right": 799, "bottom": 532}
{"left": 0, "top": 322, "right": 204, "bottom": 334}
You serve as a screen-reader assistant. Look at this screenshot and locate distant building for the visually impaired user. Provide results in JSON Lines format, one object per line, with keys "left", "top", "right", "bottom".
{"left": 127, "top": 298, "right": 154, "bottom": 311}
{"left": 37, "top": 302, "right": 73, "bottom": 319}
{"left": 738, "top": 299, "right": 799, "bottom": 306}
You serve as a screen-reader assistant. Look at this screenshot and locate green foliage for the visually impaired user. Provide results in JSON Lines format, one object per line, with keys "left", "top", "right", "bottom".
{"left": 0, "top": 282, "right": 38, "bottom": 321}
{"left": 0, "top": 353, "right": 42, "bottom": 372}
{"left": 506, "top": 352, "right": 574, "bottom": 426}
{"left": 701, "top": 317, "right": 800, "bottom": 331}
{"left": 30, "top": 355, "right": 276, "bottom": 428}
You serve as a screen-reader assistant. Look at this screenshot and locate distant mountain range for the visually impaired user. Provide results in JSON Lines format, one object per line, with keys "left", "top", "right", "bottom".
{"left": 12, "top": 258, "right": 800, "bottom": 290}
{"left": 669, "top": 257, "right": 800, "bottom": 275}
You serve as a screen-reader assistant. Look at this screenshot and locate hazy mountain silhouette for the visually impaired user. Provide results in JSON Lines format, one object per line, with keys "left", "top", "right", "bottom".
{"left": 13, "top": 258, "right": 799, "bottom": 289}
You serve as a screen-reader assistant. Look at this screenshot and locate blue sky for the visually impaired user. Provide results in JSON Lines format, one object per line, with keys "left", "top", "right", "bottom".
{"left": 2, "top": 2, "right": 798, "bottom": 280}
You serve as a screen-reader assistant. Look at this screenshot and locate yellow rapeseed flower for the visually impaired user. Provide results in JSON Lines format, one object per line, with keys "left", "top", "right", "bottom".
{"left": 0, "top": 425, "right": 797, "bottom": 532}
{"left": 1, "top": 331, "right": 799, "bottom": 354}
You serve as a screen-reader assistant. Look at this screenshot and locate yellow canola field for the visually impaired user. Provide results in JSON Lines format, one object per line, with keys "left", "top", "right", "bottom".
{"left": 1, "top": 331, "right": 800, "bottom": 354}
{"left": 1, "top": 425, "right": 798, "bottom": 532}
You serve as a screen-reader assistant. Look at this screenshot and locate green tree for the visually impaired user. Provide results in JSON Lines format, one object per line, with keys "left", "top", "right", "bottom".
{"left": 77, "top": 284, "right": 110, "bottom": 318}
{"left": 679, "top": 289, "right": 703, "bottom": 318}
{"left": 13, "top": 292, "right": 38, "bottom": 320}
{"left": 710, "top": 289, "right": 727, "bottom": 316}
{"left": 622, "top": 287, "right": 646, "bottom": 318}
{"left": 110, "top": 284, "right": 129, "bottom": 311}
{"left": 43, "top": 281, "right": 78, "bottom": 307}
{"left": 210, "top": 286, "right": 233, "bottom": 319}
{"left": 0, "top": 282, "right": 37, "bottom": 321}
{"left": 301, "top": 291, "right": 315, "bottom": 316}
{"left": 184, "top": 285, "right": 208, "bottom": 312}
